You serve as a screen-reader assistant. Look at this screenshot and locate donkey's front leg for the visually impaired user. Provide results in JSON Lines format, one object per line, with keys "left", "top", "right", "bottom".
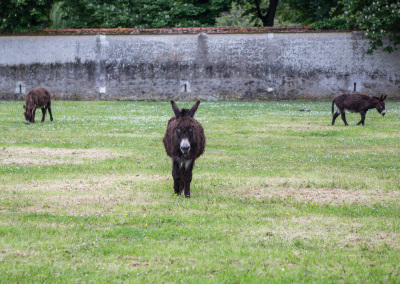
{"left": 32, "top": 108, "right": 37, "bottom": 123}
{"left": 172, "top": 159, "right": 182, "bottom": 195}
{"left": 183, "top": 160, "right": 193, "bottom": 198}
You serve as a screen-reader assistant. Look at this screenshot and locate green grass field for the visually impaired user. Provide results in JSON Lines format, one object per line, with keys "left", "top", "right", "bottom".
{"left": 1, "top": 100, "right": 399, "bottom": 283}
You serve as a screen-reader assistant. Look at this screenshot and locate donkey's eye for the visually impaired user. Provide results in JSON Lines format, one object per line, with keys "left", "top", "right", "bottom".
{"left": 177, "top": 129, "right": 181, "bottom": 134}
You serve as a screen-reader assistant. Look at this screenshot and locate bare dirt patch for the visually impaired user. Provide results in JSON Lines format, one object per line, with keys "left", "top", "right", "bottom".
{"left": 0, "top": 147, "right": 126, "bottom": 166}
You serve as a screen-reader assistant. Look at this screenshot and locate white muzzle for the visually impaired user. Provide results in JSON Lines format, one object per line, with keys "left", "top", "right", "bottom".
{"left": 180, "top": 139, "right": 190, "bottom": 154}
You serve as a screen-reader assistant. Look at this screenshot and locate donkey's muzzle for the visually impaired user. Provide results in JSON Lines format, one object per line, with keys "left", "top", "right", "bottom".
{"left": 180, "top": 139, "right": 190, "bottom": 154}
{"left": 25, "top": 120, "right": 30, "bottom": 124}
{"left": 381, "top": 110, "right": 386, "bottom": 116}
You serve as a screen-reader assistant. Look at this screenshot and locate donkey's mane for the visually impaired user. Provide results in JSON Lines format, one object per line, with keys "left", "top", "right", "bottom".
{"left": 179, "top": 108, "right": 190, "bottom": 116}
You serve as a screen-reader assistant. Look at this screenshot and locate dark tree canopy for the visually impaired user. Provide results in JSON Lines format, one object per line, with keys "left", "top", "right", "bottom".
{"left": 280, "top": 0, "right": 341, "bottom": 26}
{"left": 1, "top": 0, "right": 399, "bottom": 54}
{"left": 59, "top": 0, "right": 232, "bottom": 29}
{"left": 0, "top": 0, "right": 56, "bottom": 33}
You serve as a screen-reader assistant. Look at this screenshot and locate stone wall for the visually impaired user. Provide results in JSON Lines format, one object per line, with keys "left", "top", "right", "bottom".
{"left": 1, "top": 30, "right": 399, "bottom": 100}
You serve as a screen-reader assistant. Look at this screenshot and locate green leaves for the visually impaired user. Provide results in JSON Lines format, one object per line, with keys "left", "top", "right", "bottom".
{"left": 0, "top": 0, "right": 232, "bottom": 31}
{"left": 341, "top": 0, "right": 400, "bottom": 54}
{"left": 215, "top": 2, "right": 261, "bottom": 27}
{"left": 281, "top": 0, "right": 341, "bottom": 25}
{"left": 59, "top": 0, "right": 231, "bottom": 29}
{"left": 0, "top": 0, "right": 55, "bottom": 33}
{"left": 297, "top": 0, "right": 400, "bottom": 54}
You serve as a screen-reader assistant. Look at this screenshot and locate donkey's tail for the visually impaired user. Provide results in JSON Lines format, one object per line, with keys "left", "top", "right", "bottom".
{"left": 331, "top": 99, "right": 335, "bottom": 115}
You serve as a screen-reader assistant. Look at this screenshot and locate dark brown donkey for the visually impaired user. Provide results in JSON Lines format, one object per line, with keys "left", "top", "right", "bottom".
{"left": 163, "top": 100, "right": 206, "bottom": 198}
{"left": 332, "top": 93, "right": 386, "bottom": 126}
{"left": 23, "top": 88, "right": 53, "bottom": 124}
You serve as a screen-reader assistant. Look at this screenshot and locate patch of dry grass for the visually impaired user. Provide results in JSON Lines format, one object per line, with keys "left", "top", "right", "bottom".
{"left": 231, "top": 186, "right": 400, "bottom": 205}
{"left": 2, "top": 174, "right": 168, "bottom": 216}
{"left": 0, "top": 146, "right": 126, "bottom": 166}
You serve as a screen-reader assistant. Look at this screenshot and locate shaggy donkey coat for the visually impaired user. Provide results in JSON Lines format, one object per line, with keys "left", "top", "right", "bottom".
{"left": 332, "top": 93, "right": 386, "bottom": 126}
{"left": 23, "top": 88, "right": 53, "bottom": 124}
{"left": 163, "top": 100, "right": 206, "bottom": 198}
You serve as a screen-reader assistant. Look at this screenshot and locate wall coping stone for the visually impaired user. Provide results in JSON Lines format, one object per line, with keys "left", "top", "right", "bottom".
{"left": 0, "top": 26, "right": 353, "bottom": 36}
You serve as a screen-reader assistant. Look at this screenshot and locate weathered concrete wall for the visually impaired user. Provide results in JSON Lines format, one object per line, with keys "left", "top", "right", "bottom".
{"left": 0, "top": 32, "right": 399, "bottom": 100}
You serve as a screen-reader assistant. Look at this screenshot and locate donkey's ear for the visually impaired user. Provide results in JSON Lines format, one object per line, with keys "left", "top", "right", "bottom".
{"left": 382, "top": 95, "right": 387, "bottom": 101}
{"left": 379, "top": 95, "right": 386, "bottom": 101}
{"left": 188, "top": 100, "right": 201, "bottom": 117}
{"left": 170, "top": 100, "right": 181, "bottom": 118}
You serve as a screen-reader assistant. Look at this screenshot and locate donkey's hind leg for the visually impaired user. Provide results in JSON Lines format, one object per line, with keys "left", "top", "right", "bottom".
{"left": 340, "top": 112, "right": 349, "bottom": 126}
{"left": 332, "top": 109, "right": 340, "bottom": 125}
{"left": 357, "top": 111, "right": 366, "bottom": 126}
{"left": 47, "top": 105, "right": 53, "bottom": 121}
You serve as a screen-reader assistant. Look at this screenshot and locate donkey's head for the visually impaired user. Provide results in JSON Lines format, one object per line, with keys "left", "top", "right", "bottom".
{"left": 375, "top": 95, "right": 387, "bottom": 116}
{"left": 170, "top": 100, "right": 200, "bottom": 155}
{"left": 23, "top": 104, "right": 36, "bottom": 124}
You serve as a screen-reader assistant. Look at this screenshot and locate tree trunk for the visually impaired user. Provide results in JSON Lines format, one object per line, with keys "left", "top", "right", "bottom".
{"left": 256, "top": 0, "right": 279, "bottom": 27}
{"left": 264, "top": 0, "right": 279, "bottom": 26}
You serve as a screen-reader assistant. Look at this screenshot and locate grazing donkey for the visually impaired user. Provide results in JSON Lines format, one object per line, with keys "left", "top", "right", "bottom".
{"left": 332, "top": 93, "right": 386, "bottom": 126}
{"left": 163, "top": 100, "right": 206, "bottom": 198}
{"left": 23, "top": 88, "right": 53, "bottom": 124}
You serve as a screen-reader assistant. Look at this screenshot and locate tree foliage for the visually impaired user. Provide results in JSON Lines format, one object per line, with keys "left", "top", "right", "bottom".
{"left": 0, "top": 0, "right": 55, "bottom": 33}
{"left": 342, "top": 0, "right": 400, "bottom": 54}
{"left": 1, "top": 0, "right": 399, "bottom": 55}
{"left": 280, "top": 0, "right": 400, "bottom": 54}
{"left": 280, "top": 0, "right": 342, "bottom": 25}
{"left": 235, "top": 0, "right": 280, "bottom": 26}
{"left": 215, "top": 2, "right": 262, "bottom": 27}
{"left": 59, "top": 0, "right": 232, "bottom": 29}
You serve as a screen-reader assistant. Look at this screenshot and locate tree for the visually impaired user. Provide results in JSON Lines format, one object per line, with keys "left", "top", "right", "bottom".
{"left": 279, "top": 0, "right": 399, "bottom": 54}
{"left": 342, "top": 0, "right": 400, "bottom": 54}
{"left": 215, "top": 2, "right": 262, "bottom": 27}
{"left": 50, "top": 2, "right": 69, "bottom": 29}
{"left": 279, "top": 0, "right": 342, "bottom": 26}
{"left": 59, "top": 0, "right": 232, "bottom": 29}
{"left": 0, "top": 0, "right": 56, "bottom": 33}
{"left": 235, "top": 0, "right": 280, "bottom": 26}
